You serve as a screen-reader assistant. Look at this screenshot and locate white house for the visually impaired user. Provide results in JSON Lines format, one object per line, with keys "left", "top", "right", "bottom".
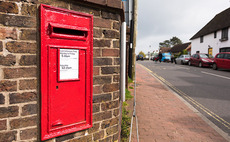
{"left": 190, "top": 8, "right": 230, "bottom": 57}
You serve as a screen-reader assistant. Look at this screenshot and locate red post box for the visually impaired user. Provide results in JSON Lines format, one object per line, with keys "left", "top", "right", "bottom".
{"left": 40, "top": 4, "right": 93, "bottom": 140}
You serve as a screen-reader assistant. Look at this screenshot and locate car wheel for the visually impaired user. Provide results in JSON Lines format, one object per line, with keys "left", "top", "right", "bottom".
{"left": 175, "top": 61, "right": 177, "bottom": 64}
{"left": 181, "top": 61, "right": 184, "bottom": 65}
{"left": 213, "top": 63, "right": 218, "bottom": 70}
{"left": 188, "top": 61, "right": 191, "bottom": 66}
{"left": 199, "top": 62, "right": 203, "bottom": 67}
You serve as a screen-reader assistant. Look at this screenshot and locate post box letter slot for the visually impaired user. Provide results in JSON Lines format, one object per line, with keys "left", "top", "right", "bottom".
{"left": 49, "top": 24, "right": 88, "bottom": 40}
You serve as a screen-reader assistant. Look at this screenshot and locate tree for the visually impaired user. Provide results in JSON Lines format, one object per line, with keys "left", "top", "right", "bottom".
{"left": 159, "top": 40, "right": 171, "bottom": 48}
{"left": 138, "top": 51, "right": 146, "bottom": 58}
{"left": 170, "top": 36, "right": 182, "bottom": 46}
{"left": 159, "top": 36, "right": 182, "bottom": 48}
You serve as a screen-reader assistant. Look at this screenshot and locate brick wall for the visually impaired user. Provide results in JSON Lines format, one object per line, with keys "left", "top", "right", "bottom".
{"left": 0, "top": 0, "right": 123, "bottom": 141}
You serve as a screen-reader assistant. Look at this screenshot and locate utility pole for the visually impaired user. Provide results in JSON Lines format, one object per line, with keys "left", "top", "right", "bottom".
{"left": 131, "top": 0, "right": 138, "bottom": 80}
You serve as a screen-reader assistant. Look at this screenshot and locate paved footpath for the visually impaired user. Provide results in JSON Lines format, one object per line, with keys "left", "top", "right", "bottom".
{"left": 131, "top": 64, "right": 229, "bottom": 142}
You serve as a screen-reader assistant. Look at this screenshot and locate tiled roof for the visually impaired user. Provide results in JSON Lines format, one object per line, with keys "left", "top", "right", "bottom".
{"left": 190, "top": 8, "right": 230, "bottom": 40}
{"left": 170, "top": 42, "right": 191, "bottom": 53}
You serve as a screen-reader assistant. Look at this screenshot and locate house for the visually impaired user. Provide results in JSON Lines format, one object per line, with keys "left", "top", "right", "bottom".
{"left": 190, "top": 8, "right": 230, "bottom": 56}
{"left": 170, "top": 42, "right": 191, "bottom": 55}
{"left": 159, "top": 47, "right": 171, "bottom": 53}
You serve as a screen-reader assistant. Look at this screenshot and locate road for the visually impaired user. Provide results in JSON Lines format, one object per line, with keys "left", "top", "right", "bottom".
{"left": 137, "top": 60, "right": 230, "bottom": 136}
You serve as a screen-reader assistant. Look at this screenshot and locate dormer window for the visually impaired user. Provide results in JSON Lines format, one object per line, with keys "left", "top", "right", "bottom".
{"left": 220, "top": 28, "right": 228, "bottom": 41}
{"left": 200, "top": 36, "right": 204, "bottom": 43}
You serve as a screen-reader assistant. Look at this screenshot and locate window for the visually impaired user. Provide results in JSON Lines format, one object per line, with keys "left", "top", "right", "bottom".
{"left": 221, "top": 28, "right": 228, "bottom": 41}
{"left": 224, "top": 54, "right": 230, "bottom": 59}
{"left": 217, "top": 54, "right": 224, "bottom": 58}
{"left": 220, "top": 47, "right": 230, "bottom": 52}
{"left": 214, "top": 31, "right": 217, "bottom": 38}
{"left": 200, "top": 36, "right": 204, "bottom": 43}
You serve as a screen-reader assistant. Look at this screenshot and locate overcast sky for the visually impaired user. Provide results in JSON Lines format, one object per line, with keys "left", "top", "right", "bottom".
{"left": 136, "top": 0, "right": 230, "bottom": 54}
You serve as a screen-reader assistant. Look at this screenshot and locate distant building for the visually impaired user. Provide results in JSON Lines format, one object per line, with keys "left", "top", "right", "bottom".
{"left": 190, "top": 8, "right": 230, "bottom": 56}
{"left": 159, "top": 47, "right": 171, "bottom": 53}
{"left": 170, "top": 42, "right": 191, "bottom": 55}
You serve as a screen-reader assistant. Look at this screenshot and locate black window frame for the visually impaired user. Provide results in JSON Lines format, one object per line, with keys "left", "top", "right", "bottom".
{"left": 221, "top": 28, "right": 228, "bottom": 41}
{"left": 214, "top": 31, "right": 217, "bottom": 38}
{"left": 200, "top": 36, "right": 204, "bottom": 43}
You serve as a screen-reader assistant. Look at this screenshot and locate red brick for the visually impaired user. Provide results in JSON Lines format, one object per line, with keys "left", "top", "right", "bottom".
{"left": 113, "top": 75, "right": 120, "bottom": 83}
{"left": 10, "top": 116, "right": 37, "bottom": 129}
{"left": 85, "top": 0, "right": 106, "bottom": 6}
{"left": 0, "top": 106, "right": 19, "bottom": 118}
{"left": 6, "top": 41, "right": 36, "bottom": 54}
{"left": 94, "top": 17, "right": 112, "bottom": 29}
{"left": 94, "top": 39, "right": 111, "bottom": 47}
{"left": 0, "top": 119, "right": 7, "bottom": 130}
{"left": 93, "top": 76, "right": 112, "bottom": 85}
{"left": 0, "top": 54, "right": 16, "bottom": 66}
{"left": 0, "top": 80, "right": 17, "bottom": 92}
{"left": 101, "top": 100, "right": 119, "bottom": 111}
{"left": 101, "top": 67, "right": 119, "bottom": 75}
{"left": 0, "top": 41, "right": 2, "bottom": 52}
{"left": 93, "top": 104, "right": 100, "bottom": 113}
{"left": 0, "top": 93, "right": 4, "bottom": 104}
{"left": 93, "top": 85, "right": 102, "bottom": 94}
{"left": 102, "top": 11, "right": 120, "bottom": 21}
{"left": 93, "top": 49, "right": 101, "bottom": 57}
{"left": 9, "top": 92, "right": 37, "bottom": 104}
{"left": 107, "top": 0, "right": 122, "bottom": 9}
{"left": 20, "top": 128, "right": 37, "bottom": 140}
{"left": 93, "top": 28, "right": 102, "bottom": 38}
{"left": 113, "top": 21, "right": 120, "bottom": 30}
{"left": 19, "top": 79, "right": 37, "bottom": 90}
{"left": 102, "top": 83, "right": 119, "bottom": 93}
{"left": 0, "top": 27, "right": 17, "bottom": 40}
{"left": 94, "top": 58, "right": 113, "bottom": 66}
{"left": 106, "top": 125, "right": 118, "bottom": 135}
{"left": 0, "top": 131, "right": 17, "bottom": 142}
{"left": 88, "top": 123, "right": 100, "bottom": 134}
{"left": 20, "top": 29, "right": 36, "bottom": 40}
{"left": 93, "top": 67, "right": 100, "bottom": 76}
{"left": 93, "top": 93, "right": 112, "bottom": 103}
{"left": 3, "top": 67, "right": 36, "bottom": 79}
{"left": 0, "top": 1, "right": 18, "bottom": 14}
{"left": 0, "top": 14, "right": 36, "bottom": 28}
{"left": 70, "top": 3, "right": 101, "bottom": 16}
{"left": 93, "top": 111, "right": 112, "bottom": 122}
{"left": 19, "top": 55, "right": 37, "bottom": 66}
{"left": 103, "top": 29, "right": 120, "bottom": 39}
{"left": 21, "top": 104, "right": 37, "bottom": 116}
{"left": 93, "top": 130, "right": 104, "bottom": 141}
{"left": 21, "top": 4, "right": 37, "bottom": 16}
{"left": 102, "top": 49, "right": 119, "bottom": 57}
{"left": 101, "top": 117, "right": 118, "bottom": 129}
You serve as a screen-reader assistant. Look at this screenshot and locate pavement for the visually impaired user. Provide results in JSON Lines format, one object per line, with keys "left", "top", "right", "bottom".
{"left": 131, "top": 63, "right": 229, "bottom": 142}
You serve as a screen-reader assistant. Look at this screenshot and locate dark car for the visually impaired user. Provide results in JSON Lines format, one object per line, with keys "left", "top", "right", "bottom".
{"left": 136, "top": 54, "right": 144, "bottom": 61}
{"left": 188, "top": 53, "right": 214, "bottom": 67}
{"left": 213, "top": 52, "right": 230, "bottom": 70}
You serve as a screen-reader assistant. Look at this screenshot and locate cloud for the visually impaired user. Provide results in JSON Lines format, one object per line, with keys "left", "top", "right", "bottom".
{"left": 136, "top": 0, "right": 230, "bottom": 54}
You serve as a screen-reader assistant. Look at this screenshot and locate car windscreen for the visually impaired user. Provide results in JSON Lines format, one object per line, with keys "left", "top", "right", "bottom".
{"left": 184, "top": 55, "right": 190, "bottom": 58}
{"left": 200, "top": 54, "right": 209, "bottom": 58}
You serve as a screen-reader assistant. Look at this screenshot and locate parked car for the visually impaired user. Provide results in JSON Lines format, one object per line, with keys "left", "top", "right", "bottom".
{"left": 161, "top": 53, "right": 171, "bottom": 62}
{"left": 188, "top": 53, "right": 214, "bottom": 67}
{"left": 175, "top": 55, "right": 191, "bottom": 65}
{"left": 213, "top": 52, "right": 230, "bottom": 70}
{"left": 152, "top": 55, "right": 159, "bottom": 61}
{"left": 136, "top": 54, "right": 144, "bottom": 61}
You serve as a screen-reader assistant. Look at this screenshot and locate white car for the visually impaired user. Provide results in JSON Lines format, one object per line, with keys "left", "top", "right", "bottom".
{"left": 175, "top": 55, "right": 191, "bottom": 65}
